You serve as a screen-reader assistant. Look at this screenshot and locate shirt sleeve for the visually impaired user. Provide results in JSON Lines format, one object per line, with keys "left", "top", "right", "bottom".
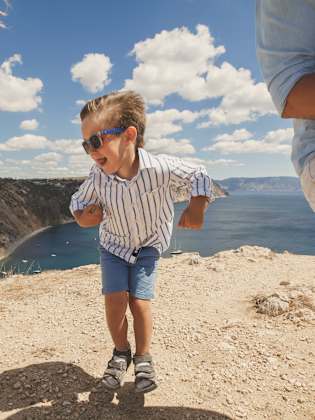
{"left": 69, "top": 166, "right": 100, "bottom": 216}
{"left": 256, "top": 0, "right": 315, "bottom": 115}
{"left": 165, "top": 155, "right": 214, "bottom": 202}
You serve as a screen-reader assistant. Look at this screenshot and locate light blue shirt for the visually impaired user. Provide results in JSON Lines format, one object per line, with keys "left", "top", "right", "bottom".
{"left": 256, "top": 0, "right": 315, "bottom": 175}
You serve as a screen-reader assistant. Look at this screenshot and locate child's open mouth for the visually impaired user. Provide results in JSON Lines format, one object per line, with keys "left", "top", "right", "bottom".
{"left": 96, "top": 158, "right": 107, "bottom": 166}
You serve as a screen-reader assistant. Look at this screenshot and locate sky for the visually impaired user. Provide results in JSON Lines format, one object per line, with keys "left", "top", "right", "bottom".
{"left": 0, "top": 0, "right": 295, "bottom": 180}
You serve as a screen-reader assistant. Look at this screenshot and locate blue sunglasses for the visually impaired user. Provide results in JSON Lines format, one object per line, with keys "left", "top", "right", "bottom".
{"left": 82, "top": 127, "right": 125, "bottom": 154}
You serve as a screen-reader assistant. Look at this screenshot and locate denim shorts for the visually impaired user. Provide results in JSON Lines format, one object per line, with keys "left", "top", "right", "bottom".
{"left": 99, "top": 246, "right": 160, "bottom": 299}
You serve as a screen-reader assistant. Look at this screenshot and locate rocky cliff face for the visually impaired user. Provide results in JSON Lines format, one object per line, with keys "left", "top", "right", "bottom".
{"left": 0, "top": 178, "right": 227, "bottom": 259}
{"left": 0, "top": 178, "right": 83, "bottom": 258}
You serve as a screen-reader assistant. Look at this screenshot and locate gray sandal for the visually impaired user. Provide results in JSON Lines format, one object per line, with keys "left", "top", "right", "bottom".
{"left": 133, "top": 354, "right": 158, "bottom": 393}
{"left": 102, "top": 347, "right": 132, "bottom": 390}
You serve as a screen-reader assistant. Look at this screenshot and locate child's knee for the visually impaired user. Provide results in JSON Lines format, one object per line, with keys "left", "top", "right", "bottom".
{"left": 129, "top": 294, "right": 151, "bottom": 313}
{"left": 105, "top": 291, "right": 128, "bottom": 309}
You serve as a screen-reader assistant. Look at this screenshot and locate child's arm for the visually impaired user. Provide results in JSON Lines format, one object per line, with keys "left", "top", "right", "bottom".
{"left": 69, "top": 167, "right": 103, "bottom": 228}
{"left": 167, "top": 156, "right": 214, "bottom": 230}
{"left": 73, "top": 203, "right": 103, "bottom": 228}
{"left": 177, "top": 195, "right": 210, "bottom": 229}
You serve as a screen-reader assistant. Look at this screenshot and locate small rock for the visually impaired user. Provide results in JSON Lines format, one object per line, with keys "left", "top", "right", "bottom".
{"left": 188, "top": 255, "right": 201, "bottom": 265}
{"left": 235, "top": 409, "right": 247, "bottom": 418}
{"left": 13, "top": 381, "right": 22, "bottom": 389}
{"left": 280, "top": 281, "right": 290, "bottom": 286}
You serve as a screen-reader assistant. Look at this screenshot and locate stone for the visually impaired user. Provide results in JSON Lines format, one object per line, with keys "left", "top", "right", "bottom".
{"left": 255, "top": 294, "right": 290, "bottom": 316}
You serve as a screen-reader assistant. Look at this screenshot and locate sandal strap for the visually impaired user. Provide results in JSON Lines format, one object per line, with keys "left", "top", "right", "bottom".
{"left": 135, "top": 363, "right": 154, "bottom": 375}
{"left": 133, "top": 355, "right": 156, "bottom": 384}
{"left": 104, "top": 366, "right": 125, "bottom": 381}
{"left": 103, "top": 349, "right": 131, "bottom": 382}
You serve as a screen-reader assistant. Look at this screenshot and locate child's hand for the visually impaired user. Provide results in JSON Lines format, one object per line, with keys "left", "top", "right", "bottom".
{"left": 177, "top": 196, "right": 209, "bottom": 230}
{"left": 177, "top": 206, "right": 204, "bottom": 229}
{"left": 74, "top": 204, "right": 103, "bottom": 227}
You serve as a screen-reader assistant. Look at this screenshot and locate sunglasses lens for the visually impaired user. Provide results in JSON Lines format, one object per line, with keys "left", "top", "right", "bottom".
{"left": 89, "top": 135, "right": 102, "bottom": 149}
{"left": 82, "top": 135, "right": 102, "bottom": 154}
{"left": 82, "top": 142, "right": 90, "bottom": 154}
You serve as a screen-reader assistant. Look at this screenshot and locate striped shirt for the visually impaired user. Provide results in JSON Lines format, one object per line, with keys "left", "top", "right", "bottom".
{"left": 69, "top": 148, "right": 214, "bottom": 263}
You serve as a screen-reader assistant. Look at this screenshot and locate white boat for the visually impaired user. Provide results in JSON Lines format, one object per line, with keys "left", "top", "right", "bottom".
{"left": 170, "top": 238, "right": 183, "bottom": 255}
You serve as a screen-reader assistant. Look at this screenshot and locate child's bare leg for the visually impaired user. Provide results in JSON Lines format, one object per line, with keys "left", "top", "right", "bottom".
{"left": 105, "top": 291, "right": 129, "bottom": 351}
{"left": 129, "top": 295, "right": 152, "bottom": 355}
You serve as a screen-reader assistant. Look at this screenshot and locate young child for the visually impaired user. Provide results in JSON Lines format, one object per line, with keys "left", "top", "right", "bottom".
{"left": 69, "top": 90, "right": 214, "bottom": 394}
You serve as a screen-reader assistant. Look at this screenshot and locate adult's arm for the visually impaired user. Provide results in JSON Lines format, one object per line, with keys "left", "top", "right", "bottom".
{"left": 283, "top": 73, "right": 315, "bottom": 119}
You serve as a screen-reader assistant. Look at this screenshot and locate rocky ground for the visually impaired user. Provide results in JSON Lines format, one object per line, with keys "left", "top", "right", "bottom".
{"left": 0, "top": 246, "right": 314, "bottom": 420}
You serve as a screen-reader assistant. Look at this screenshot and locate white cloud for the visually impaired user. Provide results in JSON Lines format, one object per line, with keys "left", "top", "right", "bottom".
{"left": 182, "top": 157, "right": 244, "bottom": 168}
{"left": 0, "top": 134, "right": 49, "bottom": 151}
{"left": 49, "top": 139, "right": 83, "bottom": 155}
{"left": 0, "top": 150, "right": 91, "bottom": 178}
{"left": 71, "top": 113, "right": 81, "bottom": 125}
{"left": 0, "top": 0, "right": 10, "bottom": 29}
{"left": 145, "top": 108, "right": 201, "bottom": 156}
{"left": 34, "top": 152, "right": 62, "bottom": 163}
{"left": 20, "top": 119, "right": 39, "bottom": 130}
{"left": 124, "top": 25, "right": 225, "bottom": 105}
{"left": 206, "top": 158, "right": 244, "bottom": 167}
{"left": 68, "top": 154, "right": 91, "bottom": 171}
{"left": 124, "top": 25, "right": 275, "bottom": 125}
{"left": 76, "top": 99, "right": 86, "bottom": 106}
{"left": 146, "top": 108, "right": 200, "bottom": 138}
{"left": 71, "top": 99, "right": 86, "bottom": 124}
{"left": 146, "top": 137, "right": 196, "bottom": 156}
{"left": 204, "top": 128, "right": 293, "bottom": 155}
{"left": 0, "top": 54, "right": 43, "bottom": 112}
{"left": 71, "top": 53, "right": 112, "bottom": 93}
{"left": 214, "top": 129, "right": 253, "bottom": 143}
{"left": 199, "top": 78, "right": 276, "bottom": 126}
{"left": 0, "top": 134, "right": 83, "bottom": 155}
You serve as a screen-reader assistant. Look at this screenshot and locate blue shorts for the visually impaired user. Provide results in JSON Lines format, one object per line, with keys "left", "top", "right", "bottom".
{"left": 99, "top": 246, "right": 160, "bottom": 300}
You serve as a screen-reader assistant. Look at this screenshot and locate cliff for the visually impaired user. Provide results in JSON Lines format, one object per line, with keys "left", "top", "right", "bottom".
{"left": 0, "top": 178, "right": 83, "bottom": 259}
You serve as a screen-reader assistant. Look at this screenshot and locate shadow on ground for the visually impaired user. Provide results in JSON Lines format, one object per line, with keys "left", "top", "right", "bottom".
{"left": 0, "top": 362, "right": 232, "bottom": 419}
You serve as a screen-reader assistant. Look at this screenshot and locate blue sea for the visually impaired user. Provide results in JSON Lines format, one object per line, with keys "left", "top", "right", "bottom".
{"left": 1, "top": 194, "right": 315, "bottom": 274}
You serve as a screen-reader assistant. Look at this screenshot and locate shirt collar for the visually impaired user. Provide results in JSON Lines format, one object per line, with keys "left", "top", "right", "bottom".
{"left": 138, "top": 147, "right": 155, "bottom": 170}
{"left": 99, "top": 148, "right": 156, "bottom": 183}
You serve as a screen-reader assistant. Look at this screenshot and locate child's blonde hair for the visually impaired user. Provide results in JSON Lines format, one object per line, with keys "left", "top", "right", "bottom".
{"left": 80, "top": 90, "right": 146, "bottom": 148}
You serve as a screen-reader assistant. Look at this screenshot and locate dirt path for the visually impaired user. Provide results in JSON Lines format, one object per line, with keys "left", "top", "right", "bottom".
{"left": 0, "top": 246, "right": 314, "bottom": 419}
